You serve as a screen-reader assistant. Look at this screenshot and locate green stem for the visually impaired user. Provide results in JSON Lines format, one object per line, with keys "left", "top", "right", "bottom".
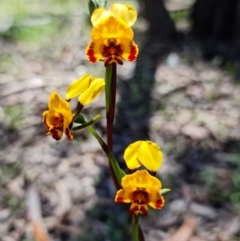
{"left": 82, "top": 117, "right": 123, "bottom": 187}
{"left": 72, "top": 114, "right": 101, "bottom": 131}
{"left": 105, "top": 63, "right": 116, "bottom": 151}
{"left": 72, "top": 103, "right": 84, "bottom": 124}
{"left": 132, "top": 215, "right": 139, "bottom": 241}
{"left": 105, "top": 63, "right": 119, "bottom": 189}
{"left": 105, "top": 65, "right": 112, "bottom": 114}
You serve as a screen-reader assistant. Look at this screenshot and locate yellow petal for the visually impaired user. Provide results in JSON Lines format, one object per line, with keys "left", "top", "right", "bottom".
{"left": 63, "top": 120, "right": 73, "bottom": 140}
{"left": 121, "top": 40, "right": 139, "bottom": 62}
{"left": 44, "top": 92, "right": 73, "bottom": 140}
{"left": 91, "top": 7, "right": 109, "bottom": 26}
{"left": 66, "top": 74, "right": 92, "bottom": 100}
{"left": 43, "top": 110, "right": 64, "bottom": 140}
{"left": 121, "top": 170, "right": 161, "bottom": 191}
{"left": 148, "top": 192, "right": 165, "bottom": 210}
{"left": 137, "top": 141, "right": 163, "bottom": 172}
{"left": 48, "top": 92, "right": 71, "bottom": 114}
{"left": 86, "top": 40, "right": 105, "bottom": 63}
{"left": 49, "top": 93, "right": 72, "bottom": 126}
{"left": 91, "top": 16, "right": 133, "bottom": 40}
{"left": 110, "top": 3, "right": 137, "bottom": 27}
{"left": 124, "top": 140, "right": 142, "bottom": 169}
{"left": 78, "top": 78, "right": 105, "bottom": 105}
{"left": 115, "top": 187, "right": 136, "bottom": 203}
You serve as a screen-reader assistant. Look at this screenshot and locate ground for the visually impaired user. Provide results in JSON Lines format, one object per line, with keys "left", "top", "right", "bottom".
{"left": 0, "top": 1, "right": 240, "bottom": 241}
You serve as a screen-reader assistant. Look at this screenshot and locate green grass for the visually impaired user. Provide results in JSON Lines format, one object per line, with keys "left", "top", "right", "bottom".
{"left": 3, "top": 105, "right": 25, "bottom": 128}
{"left": 169, "top": 8, "right": 190, "bottom": 22}
{"left": 0, "top": 0, "right": 87, "bottom": 42}
{"left": 201, "top": 154, "right": 240, "bottom": 211}
{"left": 0, "top": 162, "right": 23, "bottom": 186}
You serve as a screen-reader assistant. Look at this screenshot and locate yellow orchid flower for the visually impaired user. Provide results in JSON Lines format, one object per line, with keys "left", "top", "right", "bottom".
{"left": 124, "top": 140, "right": 163, "bottom": 172}
{"left": 91, "top": 3, "right": 137, "bottom": 27}
{"left": 66, "top": 74, "right": 105, "bottom": 106}
{"left": 86, "top": 3, "right": 139, "bottom": 66}
{"left": 43, "top": 92, "right": 73, "bottom": 141}
{"left": 115, "top": 170, "right": 165, "bottom": 215}
{"left": 43, "top": 74, "right": 104, "bottom": 141}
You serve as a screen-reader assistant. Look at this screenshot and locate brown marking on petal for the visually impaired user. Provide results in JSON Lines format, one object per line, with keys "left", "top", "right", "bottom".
{"left": 104, "top": 55, "right": 123, "bottom": 67}
{"left": 86, "top": 42, "right": 97, "bottom": 63}
{"left": 128, "top": 42, "right": 138, "bottom": 61}
{"left": 65, "top": 128, "right": 73, "bottom": 141}
{"left": 43, "top": 118, "right": 50, "bottom": 131}
{"left": 130, "top": 203, "right": 148, "bottom": 215}
{"left": 116, "top": 196, "right": 124, "bottom": 202}
{"left": 102, "top": 38, "right": 124, "bottom": 66}
{"left": 42, "top": 109, "right": 71, "bottom": 141}
{"left": 48, "top": 128, "right": 62, "bottom": 141}
{"left": 131, "top": 189, "right": 149, "bottom": 204}
{"left": 130, "top": 204, "right": 139, "bottom": 215}
{"left": 53, "top": 116, "right": 63, "bottom": 126}
{"left": 139, "top": 205, "right": 148, "bottom": 215}
{"left": 155, "top": 197, "right": 164, "bottom": 209}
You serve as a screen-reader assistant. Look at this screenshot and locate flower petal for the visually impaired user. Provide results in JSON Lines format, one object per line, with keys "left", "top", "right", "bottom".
{"left": 148, "top": 192, "right": 165, "bottom": 209}
{"left": 43, "top": 92, "right": 73, "bottom": 140}
{"left": 110, "top": 3, "right": 137, "bottom": 27}
{"left": 91, "top": 7, "right": 109, "bottom": 26}
{"left": 48, "top": 127, "right": 64, "bottom": 140}
{"left": 48, "top": 93, "right": 73, "bottom": 130}
{"left": 66, "top": 74, "right": 92, "bottom": 100}
{"left": 91, "top": 16, "right": 133, "bottom": 40}
{"left": 137, "top": 141, "right": 163, "bottom": 172}
{"left": 48, "top": 92, "right": 71, "bottom": 114}
{"left": 43, "top": 110, "right": 64, "bottom": 140}
{"left": 130, "top": 203, "right": 148, "bottom": 215}
{"left": 86, "top": 40, "right": 105, "bottom": 63}
{"left": 121, "top": 170, "right": 161, "bottom": 191}
{"left": 63, "top": 123, "right": 73, "bottom": 140}
{"left": 124, "top": 140, "right": 142, "bottom": 169}
{"left": 104, "top": 55, "right": 123, "bottom": 67}
{"left": 78, "top": 78, "right": 105, "bottom": 105}
{"left": 120, "top": 39, "right": 138, "bottom": 62}
{"left": 115, "top": 187, "right": 136, "bottom": 203}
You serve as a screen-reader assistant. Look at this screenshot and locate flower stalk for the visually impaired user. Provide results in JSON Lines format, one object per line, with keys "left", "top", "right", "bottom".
{"left": 82, "top": 116, "right": 124, "bottom": 186}
{"left": 132, "top": 215, "right": 139, "bottom": 241}
{"left": 105, "top": 63, "right": 121, "bottom": 189}
{"left": 41, "top": 2, "right": 169, "bottom": 241}
{"left": 105, "top": 63, "right": 117, "bottom": 151}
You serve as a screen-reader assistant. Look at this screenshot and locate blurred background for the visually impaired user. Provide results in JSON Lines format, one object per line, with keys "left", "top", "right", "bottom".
{"left": 0, "top": 0, "right": 240, "bottom": 240}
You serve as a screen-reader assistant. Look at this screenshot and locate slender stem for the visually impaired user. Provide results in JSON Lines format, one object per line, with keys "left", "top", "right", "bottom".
{"left": 86, "top": 123, "right": 123, "bottom": 187}
{"left": 105, "top": 65, "right": 112, "bottom": 113}
{"left": 106, "top": 63, "right": 116, "bottom": 151}
{"left": 72, "top": 114, "right": 101, "bottom": 130}
{"left": 73, "top": 103, "right": 84, "bottom": 122}
{"left": 104, "top": 63, "right": 119, "bottom": 189}
{"left": 132, "top": 215, "right": 145, "bottom": 241}
{"left": 132, "top": 215, "right": 139, "bottom": 241}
